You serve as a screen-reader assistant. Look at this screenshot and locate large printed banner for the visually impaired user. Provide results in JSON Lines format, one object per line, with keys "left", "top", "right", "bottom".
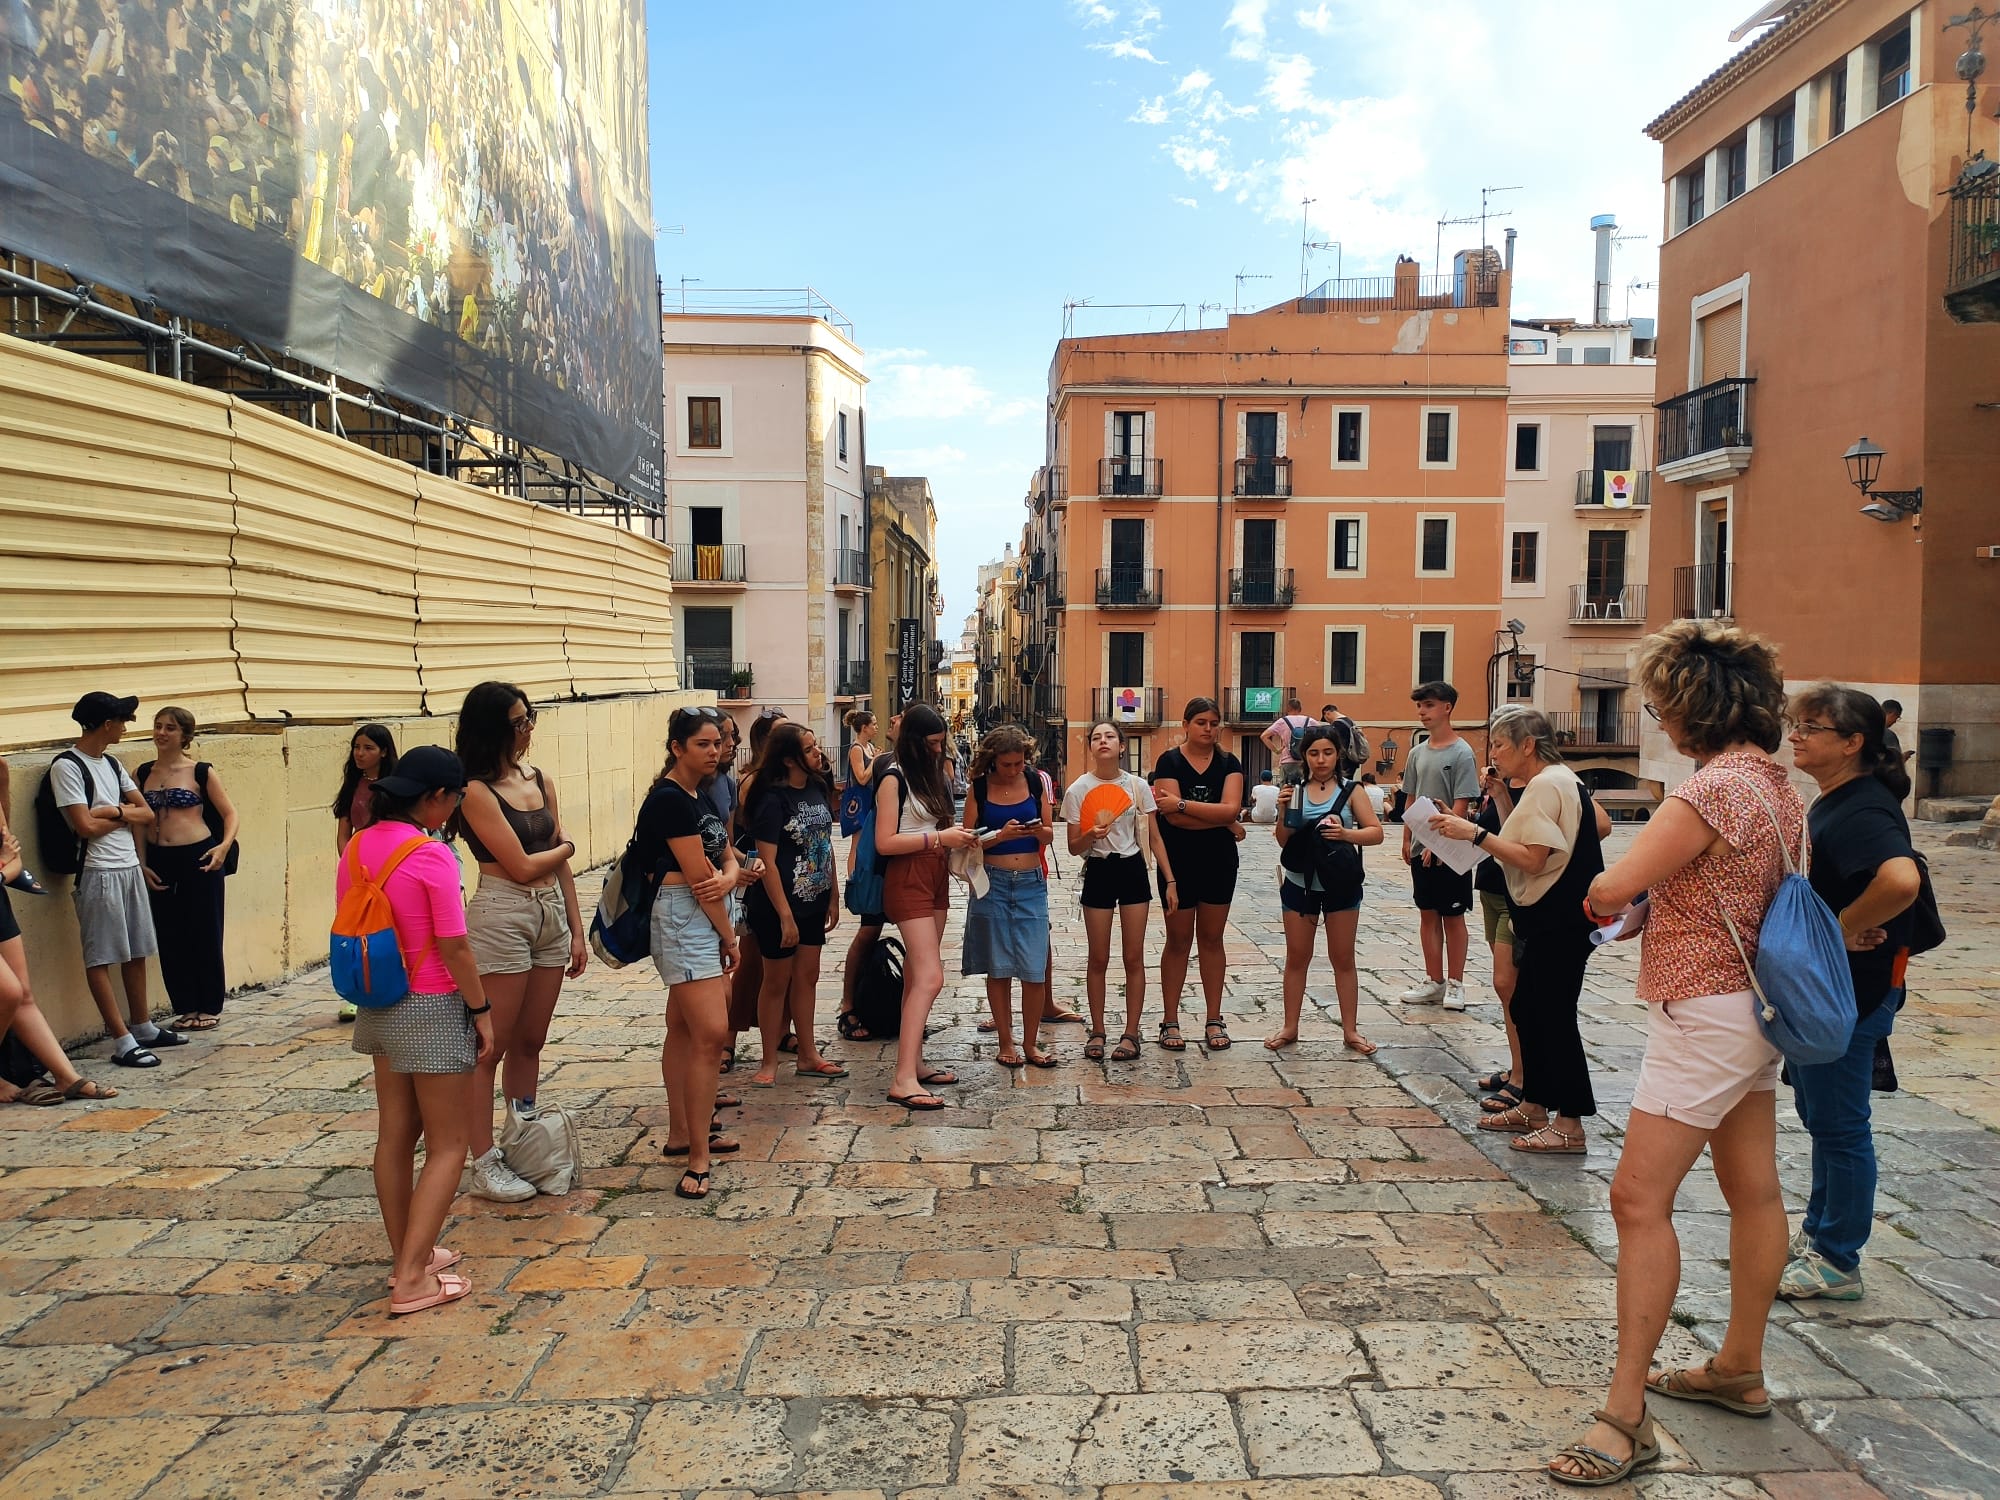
{"left": 0, "top": 0, "right": 662, "bottom": 505}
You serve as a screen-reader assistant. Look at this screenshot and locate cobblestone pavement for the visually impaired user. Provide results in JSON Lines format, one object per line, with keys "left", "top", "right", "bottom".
{"left": 1, "top": 823, "right": 1996, "bottom": 1499}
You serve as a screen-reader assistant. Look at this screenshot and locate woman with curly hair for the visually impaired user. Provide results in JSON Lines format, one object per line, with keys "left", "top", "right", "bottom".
{"left": 1545, "top": 620, "right": 1800, "bottom": 1487}
{"left": 959, "top": 725, "right": 1057, "bottom": 1067}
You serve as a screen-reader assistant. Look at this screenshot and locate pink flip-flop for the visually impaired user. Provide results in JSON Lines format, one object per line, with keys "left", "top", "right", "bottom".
{"left": 389, "top": 1270, "right": 472, "bottom": 1317}
{"left": 385, "top": 1246, "right": 461, "bottom": 1288}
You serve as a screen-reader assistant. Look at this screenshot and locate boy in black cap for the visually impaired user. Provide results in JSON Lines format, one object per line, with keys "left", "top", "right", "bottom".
{"left": 53, "top": 693, "right": 184, "bottom": 1066}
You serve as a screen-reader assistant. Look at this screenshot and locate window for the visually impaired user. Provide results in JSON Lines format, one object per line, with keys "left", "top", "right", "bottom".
{"left": 1107, "top": 631, "right": 1145, "bottom": 687}
{"left": 690, "top": 506, "right": 724, "bottom": 546}
{"left": 1330, "top": 516, "right": 1364, "bottom": 574}
{"left": 1239, "top": 630, "right": 1276, "bottom": 689}
{"left": 1120, "top": 737, "right": 1145, "bottom": 774}
{"left": 1593, "top": 425, "right": 1634, "bottom": 471}
{"left": 1418, "top": 514, "right": 1454, "bottom": 576}
{"left": 1415, "top": 628, "right": 1449, "bottom": 686}
{"left": 1327, "top": 629, "right": 1361, "bottom": 689}
{"left": 838, "top": 412, "right": 849, "bottom": 463}
{"left": 1505, "top": 653, "right": 1537, "bottom": 702}
{"left": 688, "top": 396, "right": 722, "bottom": 449}
{"left": 1586, "top": 529, "right": 1629, "bottom": 605}
{"left": 1244, "top": 410, "right": 1279, "bottom": 460}
{"left": 1333, "top": 407, "right": 1367, "bottom": 467}
{"left": 1875, "top": 24, "right": 1911, "bottom": 111}
{"left": 1557, "top": 347, "right": 1576, "bottom": 365}
{"left": 1583, "top": 346, "right": 1612, "bottom": 366}
{"left": 1725, "top": 137, "right": 1748, "bottom": 201}
{"left": 1766, "top": 105, "right": 1795, "bottom": 174}
{"left": 1510, "top": 530, "right": 1540, "bottom": 586}
{"left": 1512, "top": 423, "right": 1542, "bottom": 474}
{"left": 1422, "top": 408, "right": 1457, "bottom": 467}
{"left": 1682, "top": 166, "right": 1705, "bottom": 229}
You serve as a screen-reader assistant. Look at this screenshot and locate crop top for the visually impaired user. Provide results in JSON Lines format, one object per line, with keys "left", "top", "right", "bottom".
{"left": 975, "top": 779, "right": 1041, "bottom": 856}
{"left": 461, "top": 769, "right": 559, "bottom": 863}
{"left": 143, "top": 786, "right": 203, "bottom": 812}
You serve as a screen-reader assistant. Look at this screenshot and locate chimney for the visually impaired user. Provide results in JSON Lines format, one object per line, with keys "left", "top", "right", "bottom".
{"left": 1504, "top": 227, "right": 1517, "bottom": 272}
{"left": 1590, "top": 214, "right": 1616, "bottom": 324}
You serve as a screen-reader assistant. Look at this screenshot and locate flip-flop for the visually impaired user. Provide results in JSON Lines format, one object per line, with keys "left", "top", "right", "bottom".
{"left": 386, "top": 1247, "right": 462, "bottom": 1287}
{"left": 662, "top": 1134, "right": 742, "bottom": 1157}
{"left": 996, "top": 1053, "right": 1026, "bottom": 1069}
{"left": 1043, "top": 1010, "right": 1086, "bottom": 1025}
{"left": 1025, "top": 1049, "right": 1061, "bottom": 1069}
{"left": 675, "top": 1170, "right": 711, "bottom": 1200}
{"left": 389, "top": 1270, "right": 472, "bottom": 1317}
{"left": 59, "top": 1077, "right": 117, "bottom": 1102}
{"left": 976, "top": 1019, "right": 999, "bottom": 1033}
{"left": 796, "top": 1061, "right": 849, "bottom": 1080}
{"left": 887, "top": 1090, "right": 947, "bottom": 1111}
{"left": 174, "top": 1014, "right": 221, "bottom": 1031}
{"left": 917, "top": 1069, "right": 958, "bottom": 1087}
{"left": 713, "top": 1094, "right": 743, "bottom": 1110}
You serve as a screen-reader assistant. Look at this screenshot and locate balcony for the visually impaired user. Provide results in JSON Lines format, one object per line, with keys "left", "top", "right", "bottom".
{"left": 1234, "top": 457, "right": 1292, "bottom": 499}
{"left": 1035, "top": 681, "right": 1066, "bottom": 722}
{"left": 1226, "top": 685, "right": 1293, "bottom": 727}
{"left": 1573, "top": 469, "right": 1652, "bottom": 509}
{"left": 671, "top": 542, "right": 746, "bottom": 586}
{"left": 1045, "top": 571, "right": 1066, "bottom": 610}
{"left": 1096, "top": 567, "right": 1164, "bottom": 609}
{"left": 1656, "top": 377, "right": 1754, "bottom": 484}
{"left": 834, "top": 661, "right": 870, "bottom": 699}
{"left": 683, "top": 654, "right": 753, "bottom": 699}
{"left": 1228, "top": 567, "right": 1296, "bottom": 609}
{"left": 1091, "top": 687, "right": 1166, "bottom": 727}
{"left": 1548, "top": 710, "right": 1640, "bottom": 754}
{"left": 1099, "top": 456, "right": 1163, "bottom": 498}
{"left": 1017, "top": 642, "right": 1047, "bottom": 680}
{"left": 1945, "top": 170, "right": 2000, "bottom": 324}
{"left": 1567, "top": 583, "right": 1648, "bottom": 624}
{"left": 1295, "top": 267, "right": 1501, "bottom": 313}
{"left": 833, "top": 548, "right": 869, "bottom": 591}
{"left": 1673, "top": 563, "right": 1734, "bottom": 621}
{"left": 1032, "top": 467, "right": 1070, "bottom": 514}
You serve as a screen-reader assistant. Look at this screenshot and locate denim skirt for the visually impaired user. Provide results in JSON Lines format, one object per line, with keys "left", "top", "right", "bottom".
{"left": 961, "top": 867, "right": 1050, "bottom": 980}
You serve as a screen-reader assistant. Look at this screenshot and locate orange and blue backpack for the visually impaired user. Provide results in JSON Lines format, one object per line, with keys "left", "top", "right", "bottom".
{"left": 330, "top": 834, "right": 433, "bottom": 1008}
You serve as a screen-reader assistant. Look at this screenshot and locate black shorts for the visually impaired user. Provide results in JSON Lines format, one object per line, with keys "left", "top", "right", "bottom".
{"left": 0, "top": 885, "right": 16, "bottom": 944}
{"left": 1080, "top": 853, "right": 1151, "bottom": 910}
{"left": 744, "top": 889, "right": 831, "bottom": 959}
{"left": 1158, "top": 843, "right": 1238, "bottom": 909}
{"left": 1409, "top": 855, "right": 1474, "bottom": 917}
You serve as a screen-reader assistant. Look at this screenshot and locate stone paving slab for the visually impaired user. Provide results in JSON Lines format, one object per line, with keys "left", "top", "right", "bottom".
{"left": 0, "top": 826, "right": 1994, "bottom": 1495}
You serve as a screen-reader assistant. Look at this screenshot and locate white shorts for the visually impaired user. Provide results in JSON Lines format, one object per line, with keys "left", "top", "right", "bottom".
{"left": 1631, "top": 989, "right": 1783, "bottom": 1130}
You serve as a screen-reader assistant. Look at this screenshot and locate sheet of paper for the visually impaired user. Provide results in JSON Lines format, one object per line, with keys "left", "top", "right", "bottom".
{"left": 1404, "top": 795, "right": 1489, "bottom": 877}
{"left": 1590, "top": 894, "right": 1650, "bottom": 946}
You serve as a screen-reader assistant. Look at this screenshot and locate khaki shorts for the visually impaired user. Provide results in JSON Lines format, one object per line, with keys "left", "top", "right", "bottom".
{"left": 1632, "top": 990, "right": 1783, "bottom": 1130}
{"left": 1479, "top": 890, "right": 1516, "bottom": 950}
{"left": 466, "top": 874, "right": 571, "bottom": 975}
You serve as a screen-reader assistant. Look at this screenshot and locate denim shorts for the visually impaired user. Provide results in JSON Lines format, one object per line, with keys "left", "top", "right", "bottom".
{"left": 652, "top": 883, "right": 725, "bottom": 984}
{"left": 962, "top": 867, "right": 1050, "bottom": 979}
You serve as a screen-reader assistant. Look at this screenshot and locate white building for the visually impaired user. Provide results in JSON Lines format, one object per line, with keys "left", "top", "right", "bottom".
{"left": 661, "top": 291, "right": 872, "bottom": 754}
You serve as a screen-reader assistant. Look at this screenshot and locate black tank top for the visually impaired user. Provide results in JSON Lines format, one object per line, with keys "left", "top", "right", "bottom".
{"left": 462, "top": 770, "right": 558, "bottom": 863}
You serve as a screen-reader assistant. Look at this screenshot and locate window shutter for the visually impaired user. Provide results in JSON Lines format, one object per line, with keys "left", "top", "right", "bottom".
{"left": 1698, "top": 304, "right": 1742, "bottom": 384}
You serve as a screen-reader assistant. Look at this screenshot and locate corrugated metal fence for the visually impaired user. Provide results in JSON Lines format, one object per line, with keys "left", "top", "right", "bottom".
{"left": 0, "top": 334, "right": 677, "bottom": 749}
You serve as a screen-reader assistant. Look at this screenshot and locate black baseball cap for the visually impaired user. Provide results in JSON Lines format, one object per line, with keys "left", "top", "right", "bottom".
{"left": 71, "top": 691, "right": 140, "bottom": 728}
{"left": 371, "top": 745, "right": 466, "bottom": 798}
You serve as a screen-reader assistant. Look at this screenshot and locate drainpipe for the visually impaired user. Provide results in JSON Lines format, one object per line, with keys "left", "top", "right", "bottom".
{"left": 1214, "top": 399, "right": 1226, "bottom": 707}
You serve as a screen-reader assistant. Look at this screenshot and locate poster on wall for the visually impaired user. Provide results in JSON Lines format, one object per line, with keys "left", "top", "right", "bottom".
{"left": 1112, "top": 686, "right": 1143, "bottom": 723}
{"left": 1241, "top": 685, "right": 1282, "bottom": 718}
{"left": 898, "top": 618, "right": 922, "bottom": 706}
{"left": 0, "top": 0, "right": 663, "bottom": 505}
{"left": 1603, "top": 471, "right": 1636, "bottom": 508}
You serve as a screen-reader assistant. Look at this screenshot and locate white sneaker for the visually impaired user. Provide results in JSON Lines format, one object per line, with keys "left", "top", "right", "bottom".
{"left": 1442, "top": 980, "right": 1468, "bottom": 1011}
{"left": 1399, "top": 980, "right": 1446, "bottom": 1005}
{"left": 468, "top": 1147, "right": 536, "bottom": 1203}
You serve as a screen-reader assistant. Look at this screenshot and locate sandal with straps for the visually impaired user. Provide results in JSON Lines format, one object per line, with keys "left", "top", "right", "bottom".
{"left": 1157, "top": 1022, "right": 1185, "bottom": 1052}
{"left": 1480, "top": 1081, "right": 1525, "bottom": 1112}
{"left": 1647, "top": 1357, "right": 1772, "bottom": 1417}
{"left": 1203, "top": 1020, "right": 1232, "bottom": 1050}
{"left": 1110, "top": 1033, "right": 1141, "bottom": 1061}
{"left": 1547, "top": 1406, "right": 1659, "bottom": 1488}
{"left": 1511, "top": 1124, "right": 1587, "bottom": 1155}
{"left": 1084, "top": 1031, "right": 1106, "bottom": 1061}
{"left": 1477, "top": 1103, "right": 1544, "bottom": 1134}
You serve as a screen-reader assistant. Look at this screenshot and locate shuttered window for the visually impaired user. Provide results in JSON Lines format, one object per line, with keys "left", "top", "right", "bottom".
{"left": 1698, "top": 304, "right": 1742, "bottom": 385}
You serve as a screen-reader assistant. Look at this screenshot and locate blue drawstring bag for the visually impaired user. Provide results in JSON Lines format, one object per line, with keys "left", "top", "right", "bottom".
{"left": 1715, "top": 776, "right": 1855, "bottom": 1066}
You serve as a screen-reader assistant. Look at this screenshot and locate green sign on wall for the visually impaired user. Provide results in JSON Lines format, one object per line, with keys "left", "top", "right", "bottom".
{"left": 1242, "top": 686, "right": 1282, "bottom": 717}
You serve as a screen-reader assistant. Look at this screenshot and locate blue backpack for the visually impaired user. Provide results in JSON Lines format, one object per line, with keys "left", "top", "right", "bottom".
{"left": 844, "top": 771, "right": 901, "bottom": 918}
{"left": 1715, "top": 776, "right": 1856, "bottom": 1066}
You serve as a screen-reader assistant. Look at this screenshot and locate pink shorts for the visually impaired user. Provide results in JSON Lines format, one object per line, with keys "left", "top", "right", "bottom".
{"left": 1631, "top": 990, "right": 1783, "bottom": 1130}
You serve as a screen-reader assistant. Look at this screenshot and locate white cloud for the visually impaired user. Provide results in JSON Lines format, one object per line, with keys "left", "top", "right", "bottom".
{"left": 1173, "top": 196, "right": 1199, "bottom": 208}
{"left": 1176, "top": 68, "right": 1213, "bottom": 95}
{"left": 1071, "top": 0, "right": 1118, "bottom": 26}
{"left": 1261, "top": 53, "right": 1325, "bottom": 114}
{"left": 869, "top": 354, "right": 1038, "bottom": 428}
{"left": 1094, "top": 37, "right": 1163, "bottom": 63}
{"left": 1295, "top": 2, "right": 1334, "bottom": 34}
{"left": 1131, "top": 96, "right": 1171, "bottom": 125}
{"left": 1225, "top": 0, "right": 1269, "bottom": 58}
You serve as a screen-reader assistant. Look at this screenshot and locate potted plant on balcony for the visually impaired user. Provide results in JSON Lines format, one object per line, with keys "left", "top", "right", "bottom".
{"left": 725, "top": 669, "right": 753, "bottom": 699}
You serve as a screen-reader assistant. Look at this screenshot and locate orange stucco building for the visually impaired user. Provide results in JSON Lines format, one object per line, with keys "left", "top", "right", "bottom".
{"left": 1019, "top": 262, "right": 1513, "bottom": 779}
{"left": 1642, "top": 0, "right": 2000, "bottom": 798}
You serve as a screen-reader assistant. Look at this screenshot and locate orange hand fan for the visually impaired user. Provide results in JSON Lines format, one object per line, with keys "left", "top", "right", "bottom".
{"left": 1079, "top": 782, "right": 1134, "bottom": 831}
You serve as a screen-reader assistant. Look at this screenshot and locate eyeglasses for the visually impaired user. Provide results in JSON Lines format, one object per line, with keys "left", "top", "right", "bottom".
{"left": 509, "top": 710, "right": 538, "bottom": 731}
{"left": 1790, "top": 721, "right": 1841, "bottom": 737}
{"left": 1643, "top": 704, "right": 1662, "bottom": 722}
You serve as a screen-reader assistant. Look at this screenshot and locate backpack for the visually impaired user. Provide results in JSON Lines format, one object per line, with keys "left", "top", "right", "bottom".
{"left": 845, "top": 770, "right": 904, "bottom": 918}
{"left": 329, "top": 833, "right": 434, "bottom": 1008}
{"left": 1279, "top": 780, "right": 1363, "bottom": 905}
{"left": 1715, "top": 776, "right": 1856, "bottom": 1067}
{"left": 590, "top": 833, "right": 664, "bottom": 969}
{"left": 850, "top": 934, "right": 905, "bottom": 1039}
{"left": 33, "top": 750, "right": 99, "bottom": 878}
{"left": 135, "top": 760, "right": 240, "bottom": 876}
{"left": 1906, "top": 851, "right": 1946, "bottom": 957}
{"left": 498, "top": 1103, "right": 580, "bottom": 1195}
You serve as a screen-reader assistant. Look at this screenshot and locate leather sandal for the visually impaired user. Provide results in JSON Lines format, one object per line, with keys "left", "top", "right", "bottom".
{"left": 1157, "top": 1022, "right": 1186, "bottom": 1052}
{"left": 1510, "top": 1124, "right": 1587, "bottom": 1155}
{"left": 1647, "top": 1358, "right": 1772, "bottom": 1417}
{"left": 1547, "top": 1406, "right": 1659, "bottom": 1487}
{"left": 1084, "top": 1031, "right": 1106, "bottom": 1061}
{"left": 1203, "top": 1020, "right": 1232, "bottom": 1051}
{"left": 1110, "top": 1033, "right": 1141, "bottom": 1061}
{"left": 1477, "top": 1103, "right": 1544, "bottom": 1134}
{"left": 1480, "top": 1081, "right": 1525, "bottom": 1112}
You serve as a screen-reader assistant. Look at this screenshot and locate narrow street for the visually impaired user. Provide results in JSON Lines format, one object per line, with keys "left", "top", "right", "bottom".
{"left": 0, "top": 825, "right": 1995, "bottom": 1498}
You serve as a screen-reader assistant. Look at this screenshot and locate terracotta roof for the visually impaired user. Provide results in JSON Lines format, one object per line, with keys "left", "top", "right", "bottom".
{"left": 1644, "top": 0, "right": 1835, "bottom": 141}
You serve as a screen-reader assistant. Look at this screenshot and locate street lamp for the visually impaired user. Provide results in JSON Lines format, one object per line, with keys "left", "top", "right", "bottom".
{"left": 1842, "top": 435, "right": 1923, "bottom": 522}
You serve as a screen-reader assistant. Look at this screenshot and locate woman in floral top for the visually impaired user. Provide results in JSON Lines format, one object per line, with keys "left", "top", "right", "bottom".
{"left": 1545, "top": 621, "right": 1801, "bottom": 1488}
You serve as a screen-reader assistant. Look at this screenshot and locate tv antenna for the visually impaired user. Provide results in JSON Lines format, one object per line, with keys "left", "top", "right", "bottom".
{"left": 1197, "top": 301, "right": 1225, "bottom": 328}
{"left": 1063, "top": 299, "right": 1190, "bottom": 337}
{"left": 1234, "top": 267, "right": 1273, "bottom": 312}
{"left": 675, "top": 275, "right": 701, "bottom": 312}
{"left": 1433, "top": 213, "right": 1484, "bottom": 277}
{"left": 1297, "top": 197, "right": 1316, "bottom": 295}
{"left": 1479, "top": 184, "right": 1522, "bottom": 255}
{"left": 1626, "top": 279, "right": 1660, "bottom": 318}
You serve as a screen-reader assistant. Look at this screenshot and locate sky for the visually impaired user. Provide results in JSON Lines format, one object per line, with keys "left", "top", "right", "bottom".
{"left": 648, "top": 0, "right": 1763, "bottom": 628}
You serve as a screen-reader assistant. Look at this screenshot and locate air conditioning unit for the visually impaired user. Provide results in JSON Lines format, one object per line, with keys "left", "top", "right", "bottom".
{"left": 1979, "top": 545, "right": 2000, "bottom": 559}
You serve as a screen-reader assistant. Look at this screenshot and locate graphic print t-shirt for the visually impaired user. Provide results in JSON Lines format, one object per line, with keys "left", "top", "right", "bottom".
{"left": 632, "top": 779, "right": 731, "bottom": 884}
{"left": 749, "top": 781, "right": 835, "bottom": 904}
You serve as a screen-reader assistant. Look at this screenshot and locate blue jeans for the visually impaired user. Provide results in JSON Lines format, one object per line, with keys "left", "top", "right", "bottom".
{"left": 1791, "top": 989, "right": 1901, "bottom": 1273}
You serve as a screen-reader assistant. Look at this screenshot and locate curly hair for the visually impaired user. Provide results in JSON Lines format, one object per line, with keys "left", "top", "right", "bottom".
{"left": 1636, "top": 619, "right": 1787, "bottom": 757}
{"left": 968, "top": 724, "right": 1036, "bottom": 783}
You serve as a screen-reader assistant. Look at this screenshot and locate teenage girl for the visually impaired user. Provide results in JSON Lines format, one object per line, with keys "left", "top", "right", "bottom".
{"left": 960, "top": 725, "right": 1057, "bottom": 1068}
{"left": 1062, "top": 721, "right": 1173, "bottom": 1063}
{"left": 874, "top": 704, "right": 976, "bottom": 1109}
{"left": 838, "top": 710, "right": 899, "bottom": 1040}
{"left": 844, "top": 709, "right": 880, "bottom": 798}
{"left": 1271, "top": 722, "right": 1382, "bottom": 1054}
{"left": 1151, "top": 697, "right": 1245, "bottom": 1052}
{"left": 333, "top": 723, "right": 398, "bottom": 1021}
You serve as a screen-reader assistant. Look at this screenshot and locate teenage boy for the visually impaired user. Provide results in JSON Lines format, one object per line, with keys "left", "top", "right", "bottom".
{"left": 1399, "top": 681, "right": 1480, "bottom": 1010}
{"left": 53, "top": 692, "right": 185, "bottom": 1066}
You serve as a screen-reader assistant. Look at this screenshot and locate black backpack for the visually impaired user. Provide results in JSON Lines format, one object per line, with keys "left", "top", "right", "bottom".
{"left": 33, "top": 750, "right": 98, "bottom": 879}
{"left": 850, "top": 935, "right": 906, "bottom": 1040}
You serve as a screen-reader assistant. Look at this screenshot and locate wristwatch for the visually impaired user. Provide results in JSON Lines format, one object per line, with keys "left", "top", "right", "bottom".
{"left": 1472, "top": 828, "right": 1489, "bottom": 847}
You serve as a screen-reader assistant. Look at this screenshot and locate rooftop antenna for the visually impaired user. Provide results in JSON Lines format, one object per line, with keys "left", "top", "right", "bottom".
{"left": 1063, "top": 299, "right": 1191, "bottom": 337}
{"left": 1625, "top": 279, "right": 1660, "bottom": 319}
{"left": 1479, "top": 184, "right": 1522, "bottom": 259}
{"left": 676, "top": 275, "right": 701, "bottom": 312}
{"left": 1197, "top": 301, "right": 1225, "bottom": 328}
{"left": 1297, "top": 196, "right": 1317, "bottom": 296}
{"left": 1303, "top": 239, "right": 1342, "bottom": 293}
{"left": 1433, "top": 213, "right": 1483, "bottom": 278}
{"left": 1234, "top": 267, "right": 1273, "bottom": 312}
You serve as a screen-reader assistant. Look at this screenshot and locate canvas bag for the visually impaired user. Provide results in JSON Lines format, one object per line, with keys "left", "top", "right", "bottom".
{"left": 1715, "top": 775, "right": 1856, "bottom": 1066}
{"left": 498, "top": 1103, "right": 580, "bottom": 1195}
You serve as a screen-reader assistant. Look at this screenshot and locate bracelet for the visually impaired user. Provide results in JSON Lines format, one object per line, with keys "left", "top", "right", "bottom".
{"left": 465, "top": 1002, "right": 492, "bottom": 1015}
{"left": 923, "top": 831, "right": 933, "bottom": 852}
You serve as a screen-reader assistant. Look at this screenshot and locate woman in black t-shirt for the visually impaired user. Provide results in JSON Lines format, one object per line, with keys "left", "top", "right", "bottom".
{"left": 1151, "top": 698, "right": 1246, "bottom": 1052}
{"left": 1780, "top": 685, "right": 1922, "bottom": 1302}
{"left": 635, "top": 708, "right": 742, "bottom": 1201}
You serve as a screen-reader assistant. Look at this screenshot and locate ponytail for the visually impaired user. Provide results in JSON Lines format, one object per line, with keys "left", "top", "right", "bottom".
{"left": 1790, "top": 683, "right": 1911, "bottom": 800}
